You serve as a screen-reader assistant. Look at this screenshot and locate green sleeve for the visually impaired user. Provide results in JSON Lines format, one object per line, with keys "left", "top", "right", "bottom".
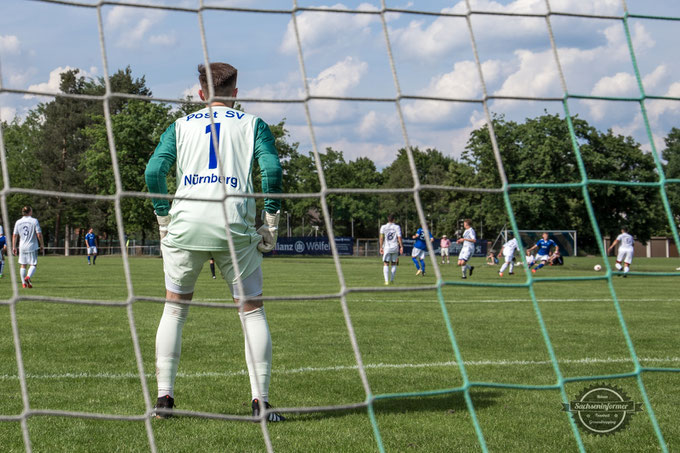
{"left": 145, "top": 122, "right": 177, "bottom": 216}
{"left": 254, "top": 118, "right": 283, "bottom": 213}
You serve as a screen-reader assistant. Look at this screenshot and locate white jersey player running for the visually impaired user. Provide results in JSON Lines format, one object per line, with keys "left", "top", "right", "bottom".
{"left": 608, "top": 227, "right": 634, "bottom": 277}
{"left": 498, "top": 237, "right": 518, "bottom": 277}
{"left": 12, "top": 206, "right": 44, "bottom": 289}
{"left": 379, "top": 214, "right": 403, "bottom": 285}
{"left": 457, "top": 219, "right": 476, "bottom": 278}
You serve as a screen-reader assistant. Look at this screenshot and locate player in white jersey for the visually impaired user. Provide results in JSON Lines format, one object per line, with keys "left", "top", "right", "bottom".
{"left": 457, "top": 219, "right": 476, "bottom": 279}
{"left": 145, "top": 63, "right": 284, "bottom": 421}
{"left": 11, "top": 206, "right": 44, "bottom": 288}
{"left": 379, "top": 214, "right": 403, "bottom": 285}
{"left": 525, "top": 249, "right": 536, "bottom": 269}
{"left": 608, "top": 227, "right": 634, "bottom": 277}
{"left": 497, "top": 237, "right": 518, "bottom": 277}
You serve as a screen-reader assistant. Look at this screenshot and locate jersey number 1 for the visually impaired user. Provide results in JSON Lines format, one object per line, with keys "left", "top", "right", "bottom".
{"left": 205, "top": 123, "right": 220, "bottom": 169}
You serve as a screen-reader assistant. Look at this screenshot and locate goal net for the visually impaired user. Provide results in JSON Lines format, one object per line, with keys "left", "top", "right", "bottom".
{"left": 1, "top": 1, "right": 679, "bottom": 453}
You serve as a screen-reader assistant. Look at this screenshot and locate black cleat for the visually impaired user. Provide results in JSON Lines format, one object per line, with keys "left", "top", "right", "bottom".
{"left": 252, "top": 399, "right": 286, "bottom": 422}
{"left": 153, "top": 395, "right": 174, "bottom": 419}
{"left": 469, "top": 266, "right": 475, "bottom": 277}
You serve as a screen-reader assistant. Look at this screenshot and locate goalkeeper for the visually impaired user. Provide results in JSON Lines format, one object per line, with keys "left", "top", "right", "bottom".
{"left": 145, "top": 62, "right": 284, "bottom": 421}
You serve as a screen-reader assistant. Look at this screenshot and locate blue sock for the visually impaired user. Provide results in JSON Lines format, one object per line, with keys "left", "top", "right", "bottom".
{"left": 420, "top": 260, "right": 426, "bottom": 273}
{"left": 536, "top": 263, "right": 545, "bottom": 270}
{"left": 412, "top": 257, "right": 420, "bottom": 270}
{"left": 87, "top": 256, "right": 91, "bottom": 263}
{"left": 93, "top": 255, "right": 97, "bottom": 264}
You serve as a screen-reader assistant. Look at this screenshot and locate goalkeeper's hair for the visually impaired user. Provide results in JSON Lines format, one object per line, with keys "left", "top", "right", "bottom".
{"left": 198, "top": 62, "right": 238, "bottom": 97}
{"left": 21, "top": 205, "right": 32, "bottom": 215}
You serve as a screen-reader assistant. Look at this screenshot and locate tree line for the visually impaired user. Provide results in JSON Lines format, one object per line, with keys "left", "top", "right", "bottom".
{"left": 1, "top": 67, "right": 678, "bottom": 253}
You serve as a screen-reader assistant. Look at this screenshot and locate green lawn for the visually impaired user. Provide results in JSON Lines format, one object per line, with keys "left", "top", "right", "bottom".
{"left": 0, "top": 255, "right": 678, "bottom": 452}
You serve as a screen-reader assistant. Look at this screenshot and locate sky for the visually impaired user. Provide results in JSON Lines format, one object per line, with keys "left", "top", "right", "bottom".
{"left": 1, "top": 0, "right": 679, "bottom": 168}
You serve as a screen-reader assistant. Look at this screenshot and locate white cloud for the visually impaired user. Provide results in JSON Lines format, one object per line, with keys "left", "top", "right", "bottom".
{"left": 308, "top": 57, "right": 368, "bottom": 122}
{"left": 403, "top": 60, "right": 500, "bottom": 123}
{"left": 494, "top": 49, "right": 561, "bottom": 97}
{"left": 280, "top": 3, "right": 379, "bottom": 55}
{"left": 182, "top": 83, "right": 201, "bottom": 100}
{"left": 105, "top": 5, "right": 166, "bottom": 48}
{"left": 149, "top": 34, "right": 176, "bottom": 47}
{"left": 308, "top": 56, "right": 367, "bottom": 96}
{"left": 0, "top": 107, "right": 17, "bottom": 122}
{"left": 0, "top": 35, "right": 20, "bottom": 54}
{"left": 25, "top": 66, "right": 97, "bottom": 99}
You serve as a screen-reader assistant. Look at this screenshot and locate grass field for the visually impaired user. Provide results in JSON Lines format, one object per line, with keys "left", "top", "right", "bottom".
{"left": 0, "top": 254, "right": 678, "bottom": 452}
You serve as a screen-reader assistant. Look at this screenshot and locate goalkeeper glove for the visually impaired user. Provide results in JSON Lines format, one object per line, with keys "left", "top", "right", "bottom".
{"left": 156, "top": 213, "right": 171, "bottom": 240}
{"left": 257, "top": 210, "right": 279, "bottom": 253}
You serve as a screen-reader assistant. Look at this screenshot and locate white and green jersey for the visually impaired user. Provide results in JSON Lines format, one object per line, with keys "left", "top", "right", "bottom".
{"left": 145, "top": 105, "right": 282, "bottom": 251}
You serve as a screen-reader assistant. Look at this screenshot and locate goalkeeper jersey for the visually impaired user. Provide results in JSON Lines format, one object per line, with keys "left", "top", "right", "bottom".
{"left": 145, "top": 106, "right": 282, "bottom": 251}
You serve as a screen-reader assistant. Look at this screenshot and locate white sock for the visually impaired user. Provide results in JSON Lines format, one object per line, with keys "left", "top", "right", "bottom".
{"left": 240, "top": 306, "right": 272, "bottom": 402}
{"left": 499, "top": 262, "right": 508, "bottom": 273}
{"left": 383, "top": 266, "right": 389, "bottom": 283}
{"left": 615, "top": 262, "right": 622, "bottom": 271}
{"left": 27, "top": 266, "right": 36, "bottom": 278}
{"left": 624, "top": 265, "right": 630, "bottom": 274}
{"left": 509, "top": 263, "right": 514, "bottom": 273}
{"left": 155, "top": 302, "right": 189, "bottom": 398}
{"left": 390, "top": 265, "right": 397, "bottom": 281}
{"left": 20, "top": 268, "right": 26, "bottom": 281}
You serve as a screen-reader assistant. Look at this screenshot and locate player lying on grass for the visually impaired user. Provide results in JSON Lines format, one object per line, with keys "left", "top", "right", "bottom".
{"left": 411, "top": 226, "right": 433, "bottom": 276}
{"left": 145, "top": 62, "right": 285, "bottom": 422}
{"left": 457, "top": 219, "right": 476, "bottom": 279}
{"left": 527, "top": 232, "right": 558, "bottom": 274}
{"left": 608, "top": 227, "right": 634, "bottom": 277}
{"left": 497, "top": 236, "right": 518, "bottom": 277}
{"left": 379, "top": 214, "right": 403, "bottom": 285}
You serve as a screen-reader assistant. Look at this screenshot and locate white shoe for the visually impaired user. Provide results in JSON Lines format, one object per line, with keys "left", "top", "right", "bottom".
{"left": 415, "top": 269, "right": 422, "bottom": 276}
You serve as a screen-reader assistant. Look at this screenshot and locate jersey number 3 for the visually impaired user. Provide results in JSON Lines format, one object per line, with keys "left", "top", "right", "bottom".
{"left": 205, "top": 123, "right": 221, "bottom": 169}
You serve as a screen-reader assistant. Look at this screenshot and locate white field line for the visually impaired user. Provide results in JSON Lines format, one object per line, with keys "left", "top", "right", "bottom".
{"left": 196, "top": 298, "right": 680, "bottom": 304}
{"left": 1, "top": 357, "right": 678, "bottom": 381}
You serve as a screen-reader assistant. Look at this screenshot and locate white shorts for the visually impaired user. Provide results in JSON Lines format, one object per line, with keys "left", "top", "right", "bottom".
{"left": 459, "top": 246, "right": 473, "bottom": 262}
{"left": 617, "top": 249, "right": 633, "bottom": 264}
{"left": 440, "top": 248, "right": 449, "bottom": 257}
{"left": 537, "top": 253, "right": 550, "bottom": 262}
{"left": 87, "top": 246, "right": 98, "bottom": 255}
{"left": 503, "top": 254, "right": 514, "bottom": 263}
{"left": 382, "top": 251, "right": 399, "bottom": 263}
{"left": 162, "top": 242, "right": 262, "bottom": 298}
{"left": 411, "top": 247, "right": 426, "bottom": 260}
{"left": 18, "top": 250, "right": 38, "bottom": 266}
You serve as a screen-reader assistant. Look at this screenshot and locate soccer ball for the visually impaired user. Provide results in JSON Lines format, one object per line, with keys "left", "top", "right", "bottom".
{"left": 594, "top": 264, "right": 602, "bottom": 271}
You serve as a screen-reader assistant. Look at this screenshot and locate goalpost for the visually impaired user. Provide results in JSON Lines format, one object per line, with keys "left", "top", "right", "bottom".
{"left": 1, "top": 1, "right": 679, "bottom": 453}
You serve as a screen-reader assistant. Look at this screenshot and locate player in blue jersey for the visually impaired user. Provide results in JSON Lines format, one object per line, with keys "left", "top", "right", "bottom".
{"left": 85, "top": 228, "right": 98, "bottom": 265}
{"left": 528, "top": 232, "right": 558, "bottom": 273}
{"left": 411, "top": 227, "right": 433, "bottom": 276}
{"left": 0, "top": 232, "right": 6, "bottom": 278}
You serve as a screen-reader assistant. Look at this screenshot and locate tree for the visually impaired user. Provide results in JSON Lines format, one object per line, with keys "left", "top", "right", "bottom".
{"left": 82, "top": 99, "right": 174, "bottom": 241}
{"left": 662, "top": 127, "right": 680, "bottom": 230}
{"left": 461, "top": 113, "right": 664, "bottom": 251}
